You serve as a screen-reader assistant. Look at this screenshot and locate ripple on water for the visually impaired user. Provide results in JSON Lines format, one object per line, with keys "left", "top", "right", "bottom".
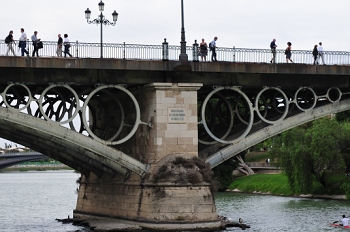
{"left": 215, "top": 192, "right": 350, "bottom": 232}
{"left": 1, "top": 172, "right": 349, "bottom": 232}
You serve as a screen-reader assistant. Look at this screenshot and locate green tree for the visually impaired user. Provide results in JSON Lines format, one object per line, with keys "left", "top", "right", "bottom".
{"left": 306, "top": 118, "right": 345, "bottom": 189}
{"left": 335, "top": 110, "right": 350, "bottom": 123}
{"left": 213, "top": 151, "right": 246, "bottom": 190}
{"left": 272, "top": 117, "right": 350, "bottom": 194}
{"left": 213, "top": 158, "right": 236, "bottom": 190}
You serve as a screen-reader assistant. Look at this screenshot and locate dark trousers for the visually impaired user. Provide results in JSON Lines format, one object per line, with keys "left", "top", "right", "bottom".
{"left": 32, "top": 42, "right": 39, "bottom": 57}
{"left": 211, "top": 48, "right": 217, "bottom": 61}
{"left": 64, "top": 45, "right": 72, "bottom": 57}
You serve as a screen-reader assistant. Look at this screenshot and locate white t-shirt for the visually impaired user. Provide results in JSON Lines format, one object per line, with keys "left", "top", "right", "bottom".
{"left": 20, "top": 32, "right": 27, "bottom": 41}
{"left": 317, "top": 45, "right": 323, "bottom": 53}
{"left": 341, "top": 217, "right": 350, "bottom": 226}
{"left": 64, "top": 37, "right": 69, "bottom": 44}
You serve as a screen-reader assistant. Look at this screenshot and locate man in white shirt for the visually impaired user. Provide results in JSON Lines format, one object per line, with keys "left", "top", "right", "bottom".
{"left": 341, "top": 215, "right": 350, "bottom": 227}
{"left": 210, "top": 36, "right": 218, "bottom": 62}
{"left": 317, "top": 42, "right": 325, "bottom": 65}
{"left": 19, "top": 28, "right": 29, "bottom": 57}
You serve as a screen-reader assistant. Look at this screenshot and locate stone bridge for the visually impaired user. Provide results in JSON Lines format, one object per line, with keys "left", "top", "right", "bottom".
{"left": 1, "top": 56, "right": 350, "bottom": 230}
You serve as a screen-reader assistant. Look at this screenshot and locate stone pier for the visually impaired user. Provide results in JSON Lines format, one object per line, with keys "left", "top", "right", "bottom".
{"left": 73, "top": 83, "right": 221, "bottom": 231}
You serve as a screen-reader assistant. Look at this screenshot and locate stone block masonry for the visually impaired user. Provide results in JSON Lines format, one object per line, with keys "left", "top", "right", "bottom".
{"left": 74, "top": 82, "right": 221, "bottom": 231}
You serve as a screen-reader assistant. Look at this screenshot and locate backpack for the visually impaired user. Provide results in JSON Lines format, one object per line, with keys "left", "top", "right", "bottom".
{"left": 5, "top": 36, "right": 11, "bottom": 44}
{"left": 209, "top": 42, "right": 213, "bottom": 51}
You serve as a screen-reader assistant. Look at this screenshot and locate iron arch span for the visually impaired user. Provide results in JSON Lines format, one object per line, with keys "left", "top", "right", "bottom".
{"left": 0, "top": 107, "right": 148, "bottom": 177}
{"left": 205, "top": 97, "right": 350, "bottom": 169}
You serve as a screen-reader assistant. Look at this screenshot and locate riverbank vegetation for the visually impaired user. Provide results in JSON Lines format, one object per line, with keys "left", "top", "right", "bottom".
{"left": 228, "top": 174, "right": 293, "bottom": 196}
{"left": 221, "top": 116, "right": 350, "bottom": 198}
{"left": 228, "top": 173, "right": 349, "bottom": 198}
{"left": 270, "top": 117, "right": 350, "bottom": 197}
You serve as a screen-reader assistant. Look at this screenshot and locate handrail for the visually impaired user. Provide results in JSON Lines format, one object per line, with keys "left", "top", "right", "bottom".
{"left": 1, "top": 39, "right": 350, "bottom": 65}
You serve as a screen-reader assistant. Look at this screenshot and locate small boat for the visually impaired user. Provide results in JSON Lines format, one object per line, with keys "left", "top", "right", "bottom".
{"left": 330, "top": 223, "right": 350, "bottom": 229}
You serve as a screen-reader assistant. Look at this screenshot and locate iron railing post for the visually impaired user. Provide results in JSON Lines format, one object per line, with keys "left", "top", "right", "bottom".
{"left": 192, "top": 40, "right": 199, "bottom": 62}
{"left": 76, "top": 40, "right": 79, "bottom": 58}
{"left": 27, "top": 39, "right": 30, "bottom": 55}
{"left": 233, "top": 46, "right": 236, "bottom": 62}
{"left": 123, "top": 42, "right": 126, "bottom": 59}
{"left": 162, "top": 38, "right": 169, "bottom": 61}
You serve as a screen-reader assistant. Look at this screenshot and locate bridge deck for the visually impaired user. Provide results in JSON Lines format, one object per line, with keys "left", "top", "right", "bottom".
{"left": 0, "top": 57, "right": 349, "bottom": 90}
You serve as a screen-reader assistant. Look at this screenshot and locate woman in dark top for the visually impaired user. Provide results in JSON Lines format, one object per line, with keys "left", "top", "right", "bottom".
{"left": 285, "top": 42, "right": 293, "bottom": 63}
{"left": 199, "top": 38, "right": 208, "bottom": 61}
{"left": 312, "top": 44, "right": 318, "bottom": 65}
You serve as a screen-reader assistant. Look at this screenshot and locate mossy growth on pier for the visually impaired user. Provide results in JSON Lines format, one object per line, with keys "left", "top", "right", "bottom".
{"left": 152, "top": 156, "right": 218, "bottom": 192}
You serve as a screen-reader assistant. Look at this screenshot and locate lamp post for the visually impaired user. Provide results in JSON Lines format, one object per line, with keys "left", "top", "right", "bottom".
{"left": 85, "top": 1, "right": 118, "bottom": 58}
{"left": 179, "top": 0, "right": 188, "bottom": 62}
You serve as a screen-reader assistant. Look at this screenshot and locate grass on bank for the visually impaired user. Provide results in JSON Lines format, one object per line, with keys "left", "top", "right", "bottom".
{"left": 228, "top": 173, "right": 350, "bottom": 197}
{"left": 228, "top": 174, "right": 293, "bottom": 196}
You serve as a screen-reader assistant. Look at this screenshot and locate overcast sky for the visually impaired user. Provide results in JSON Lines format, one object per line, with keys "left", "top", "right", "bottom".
{"left": 1, "top": 0, "right": 349, "bottom": 147}
{"left": 2, "top": 0, "right": 350, "bottom": 51}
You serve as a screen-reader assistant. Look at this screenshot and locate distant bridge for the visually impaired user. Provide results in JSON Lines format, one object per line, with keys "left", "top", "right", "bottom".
{"left": 0, "top": 152, "right": 48, "bottom": 170}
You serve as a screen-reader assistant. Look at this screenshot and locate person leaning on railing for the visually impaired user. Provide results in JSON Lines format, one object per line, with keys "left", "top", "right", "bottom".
{"left": 5, "top": 30, "right": 16, "bottom": 56}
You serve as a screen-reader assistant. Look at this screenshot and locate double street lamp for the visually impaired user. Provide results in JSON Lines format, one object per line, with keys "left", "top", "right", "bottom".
{"left": 85, "top": 1, "right": 118, "bottom": 58}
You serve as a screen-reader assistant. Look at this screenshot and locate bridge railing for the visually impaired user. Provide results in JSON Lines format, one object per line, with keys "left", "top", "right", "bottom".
{"left": 1, "top": 39, "right": 350, "bottom": 65}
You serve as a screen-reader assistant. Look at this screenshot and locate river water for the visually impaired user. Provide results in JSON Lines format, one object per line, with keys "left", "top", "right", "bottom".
{"left": 1, "top": 170, "right": 349, "bottom": 232}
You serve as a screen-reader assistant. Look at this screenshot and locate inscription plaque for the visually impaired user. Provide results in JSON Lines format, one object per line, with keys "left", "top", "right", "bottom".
{"left": 168, "top": 108, "right": 186, "bottom": 123}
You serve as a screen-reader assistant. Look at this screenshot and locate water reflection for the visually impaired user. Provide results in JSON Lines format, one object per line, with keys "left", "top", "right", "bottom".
{"left": 215, "top": 192, "right": 350, "bottom": 231}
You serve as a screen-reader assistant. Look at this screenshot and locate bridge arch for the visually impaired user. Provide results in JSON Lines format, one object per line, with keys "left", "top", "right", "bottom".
{"left": 206, "top": 98, "right": 350, "bottom": 168}
{"left": 0, "top": 107, "right": 148, "bottom": 177}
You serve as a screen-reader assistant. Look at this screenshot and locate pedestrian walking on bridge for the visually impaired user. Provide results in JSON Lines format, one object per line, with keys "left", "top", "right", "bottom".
{"left": 285, "top": 42, "right": 293, "bottom": 63}
{"left": 312, "top": 44, "right": 318, "bottom": 65}
{"left": 63, "top": 34, "right": 73, "bottom": 58}
{"left": 19, "top": 28, "right": 29, "bottom": 57}
{"left": 317, "top": 42, "right": 325, "bottom": 65}
{"left": 270, "top": 38, "right": 277, "bottom": 63}
{"left": 5, "top": 30, "right": 16, "bottom": 56}
{"left": 210, "top": 36, "right": 218, "bottom": 62}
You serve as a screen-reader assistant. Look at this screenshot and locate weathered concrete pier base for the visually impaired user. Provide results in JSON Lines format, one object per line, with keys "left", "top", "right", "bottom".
{"left": 73, "top": 172, "right": 220, "bottom": 231}
{"left": 73, "top": 83, "right": 221, "bottom": 231}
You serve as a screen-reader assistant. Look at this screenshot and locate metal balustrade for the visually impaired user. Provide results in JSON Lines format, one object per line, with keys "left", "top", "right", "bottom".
{"left": 1, "top": 39, "right": 350, "bottom": 65}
